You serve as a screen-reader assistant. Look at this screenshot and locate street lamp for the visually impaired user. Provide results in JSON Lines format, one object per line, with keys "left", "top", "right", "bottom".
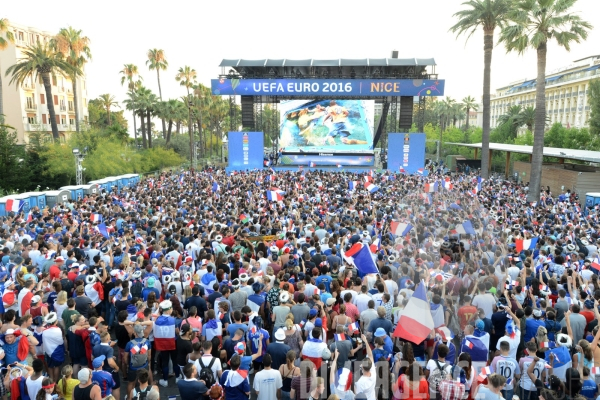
{"left": 72, "top": 146, "right": 88, "bottom": 185}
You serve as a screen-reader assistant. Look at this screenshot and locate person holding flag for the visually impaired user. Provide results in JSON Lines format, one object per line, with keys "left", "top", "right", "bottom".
{"left": 153, "top": 300, "right": 177, "bottom": 387}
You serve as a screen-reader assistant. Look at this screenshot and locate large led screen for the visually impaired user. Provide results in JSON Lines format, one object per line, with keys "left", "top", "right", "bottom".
{"left": 279, "top": 99, "right": 374, "bottom": 153}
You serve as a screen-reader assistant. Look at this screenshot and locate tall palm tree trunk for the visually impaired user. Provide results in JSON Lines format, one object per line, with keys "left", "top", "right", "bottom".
{"left": 528, "top": 43, "right": 547, "bottom": 203}
{"left": 106, "top": 106, "right": 111, "bottom": 126}
{"left": 72, "top": 77, "right": 81, "bottom": 133}
{"left": 481, "top": 29, "right": 493, "bottom": 178}
{"left": 166, "top": 119, "right": 173, "bottom": 144}
{"left": 146, "top": 109, "right": 152, "bottom": 148}
{"left": 156, "top": 69, "right": 166, "bottom": 138}
{"left": 176, "top": 121, "right": 180, "bottom": 134}
{"left": 0, "top": 74, "right": 5, "bottom": 118}
{"left": 42, "top": 72, "right": 60, "bottom": 141}
{"left": 140, "top": 111, "right": 147, "bottom": 149}
{"left": 133, "top": 115, "right": 137, "bottom": 146}
{"left": 465, "top": 106, "right": 471, "bottom": 130}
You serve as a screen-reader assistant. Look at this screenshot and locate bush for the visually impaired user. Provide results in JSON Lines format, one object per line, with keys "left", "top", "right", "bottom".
{"left": 139, "top": 147, "right": 184, "bottom": 172}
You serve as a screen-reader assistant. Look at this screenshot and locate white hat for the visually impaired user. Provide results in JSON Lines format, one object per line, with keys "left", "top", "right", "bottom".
{"left": 566, "top": 244, "right": 576, "bottom": 252}
{"left": 434, "top": 221, "right": 441, "bottom": 227}
{"left": 159, "top": 300, "right": 172, "bottom": 310}
{"left": 86, "top": 275, "right": 96, "bottom": 284}
{"left": 171, "top": 271, "right": 180, "bottom": 280}
{"left": 31, "top": 295, "right": 41, "bottom": 304}
{"left": 215, "top": 235, "right": 223, "bottom": 242}
{"left": 274, "top": 328, "right": 286, "bottom": 341}
{"left": 279, "top": 292, "right": 290, "bottom": 303}
{"left": 5, "top": 328, "right": 17, "bottom": 335}
{"left": 239, "top": 273, "right": 249, "bottom": 282}
{"left": 581, "top": 239, "right": 589, "bottom": 246}
{"left": 556, "top": 333, "right": 573, "bottom": 348}
{"left": 362, "top": 230, "right": 369, "bottom": 236}
{"left": 132, "top": 270, "right": 142, "bottom": 279}
{"left": 45, "top": 312, "right": 58, "bottom": 324}
{"left": 4, "top": 279, "right": 14, "bottom": 287}
{"left": 387, "top": 255, "right": 396, "bottom": 263}
{"left": 432, "top": 241, "right": 441, "bottom": 248}
{"left": 231, "top": 279, "right": 240, "bottom": 289}
{"left": 164, "top": 275, "right": 172, "bottom": 284}
{"left": 270, "top": 245, "right": 279, "bottom": 253}
{"left": 110, "top": 270, "right": 121, "bottom": 277}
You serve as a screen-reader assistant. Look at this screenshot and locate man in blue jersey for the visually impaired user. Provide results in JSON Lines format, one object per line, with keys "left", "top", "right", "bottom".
{"left": 91, "top": 355, "right": 115, "bottom": 398}
{"left": 246, "top": 316, "right": 270, "bottom": 372}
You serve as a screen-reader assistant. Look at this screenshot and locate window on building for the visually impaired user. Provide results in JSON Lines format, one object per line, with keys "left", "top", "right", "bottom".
{"left": 26, "top": 96, "right": 35, "bottom": 109}
{"left": 61, "top": 117, "right": 66, "bottom": 125}
{"left": 68, "top": 100, "right": 74, "bottom": 111}
{"left": 42, "top": 114, "right": 47, "bottom": 124}
{"left": 54, "top": 95, "right": 58, "bottom": 105}
{"left": 27, "top": 116, "right": 35, "bottom": 124}
{"left": 52, "top": 75, "right": 57, "bottom": 86}
{"left": 18, "top": 31, "right": 23, "bottom": 41}
{"left": 40, "top": 94, "right": 45, "bottom": 104}
{"left": 55, "top": 115, "right": 60, "bottom": 124}
{"left": 69, "top": 118, "right": 74, "bottom": 125}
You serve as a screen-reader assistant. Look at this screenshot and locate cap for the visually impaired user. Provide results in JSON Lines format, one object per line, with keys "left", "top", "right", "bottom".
{"left": 78, "top": 368, "right": 92, "bottom": 382}
{"left": 31, "top": 295, "right": 41, "bottom": 304}
{"left": 275, "top": 328, "right": 286, "bottom": 341}
{"left": 70, "top": 263, "right": 80, "bottom": 269}
{"left": 309, "top": 309, "right": 318, "bottom": 318}
{"left": 160, "top": 300, "right": 172, "bottom": 310}
{"left": 55, "top": 256, "right": 65, "bottom": 262}
{"left": 185, "top": 256, "right": 193, "bottom": 263}
{"left": 5, "top": 328, "right": 16, "bottom": 335}
{"left": 326, "top": 298, "right": 336, "bottom": 306}
{"left": 322, "top": 348, "right": 331, "bottom": 360}
{"left": 79, "top": 264, "right": 88, "bottom": 272}
{"left": 315, "top": 318, "right": 322, "bottom": 328}
{"left": 92, "top": 355, "right": 106, "bottom": 368}
{"left": 374, "top": 327, "right": 386, "bottom": 337}
{"left": 147, "top": 277, "right": 155, "bottom": 287}
{"left": 533, "top": 309, "right": 543, "bottom": 318}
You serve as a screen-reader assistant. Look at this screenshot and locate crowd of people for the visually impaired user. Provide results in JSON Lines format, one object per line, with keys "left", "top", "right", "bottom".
{"left": 0, "top": 165, "right": 599, "bottom": 400}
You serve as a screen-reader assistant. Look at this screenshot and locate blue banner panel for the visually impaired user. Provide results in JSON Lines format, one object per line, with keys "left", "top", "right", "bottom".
{"left": 279, "top": 152, "right": 374, "bottom": 166}
{"left": 387, "top": 133, "right": 426, "bottom": 173}
{"left": 212, "top": 79, "right": 444, "bottom": 97}
{"left": 228, "top": 131, "right": 264, "bottom": 170}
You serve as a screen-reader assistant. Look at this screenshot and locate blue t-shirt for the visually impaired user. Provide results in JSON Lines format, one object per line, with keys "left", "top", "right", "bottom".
{"left": 142, "top": 287, "right": 160, "bottom": 301}
{"left": 92, "top": 343, "right": 115, "bottom": 372}
{"left": 220, "top": 371, "right": 250, "bottom": 400}
{"left": 125, "top": 338, "right": 150, "bottom": 370}
{"left": 580, "top": 378, "right": 598, "bottom": 400}
{"left": 525, "top": 318, "right": 545, "bottom": 342}
{"left": 47, "top": 291, "right": 58, "bottom": 312}
{"left": 246, "top": 328, "right": 270, "bottom": 362}
{"left": 240, "top": 355, "right": 252, "bottom": 371}
{"left": 315, "top": 275, "right": 332, "bottom": 292}
{"left": 226, "top": 323, "right": 248, "bottom": 338}
{"left": 92, "top": 370, "right": 115, "bottom": 397}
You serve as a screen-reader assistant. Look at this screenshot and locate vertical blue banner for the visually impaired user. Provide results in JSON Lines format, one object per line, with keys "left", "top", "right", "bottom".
{"left": 387, "top": 133, "right": 426, "bottom": 174}
{"left": 228, "top": 131, "right": 264, "bottom": 170}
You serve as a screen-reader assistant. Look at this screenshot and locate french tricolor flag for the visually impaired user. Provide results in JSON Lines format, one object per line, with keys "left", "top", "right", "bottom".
{"left": 348, "top": 321, "right": 360, "bottom": 334}
{"left": 266, "top": 191, "right": 283, "bottom": 202}
{"left": 153, "top": 316, "right": 176, "bottom": 351}
{"left": 5, "top": 199, "right": 23, "bottom": 213}
{"left": 399, "top": 166, "right": 406, "bottom": 173}
{"left": 390, "top": 221, "right": 413, "bottom": 236}
{"left": 130, "top": 342, "right": 149, "bottom": 354}
{"left": 424, "top": 182, "right": 438, "bottom": 193}
{"left": 465, "top": 340, "right": 474, "bottom": 349}
{"left": 515, "top": 237, "right": 538, "bottom": 252}
{"left": 479, "top": 366, "right": 493, "bottom": 378}
{"left": 344, "top": 243, "right": 378, "bottom": 275}
{"left": 309, "top": 161, "right": 316, "bottom": 168}
{"left": 212, "top": 181, "right": 220, "bottom": 192}
{"left": 365, "top": 183, "right": 379, "bottom": 193}
{"left": 393, "top": 282, "right": 434, "bottom": 344}
{"left": 417, "top": 168, "right": 424, "bottom": 174}
{"left": 443, "top": 178, "right": 453, "bottom": 190}
{"left": 592, "top": 367, "right": 600, "bottom": 375}
{"left": 334, "top": 333, "right": 346, "bottom": 341}
{"left": 90, "top": 214, "right": 102, "bottom": 223}
{"left": 348, "top": 181, "right": 358, "bottom": 190}
{"left": 337, "top": 163, "right": 342, "bottom": 168}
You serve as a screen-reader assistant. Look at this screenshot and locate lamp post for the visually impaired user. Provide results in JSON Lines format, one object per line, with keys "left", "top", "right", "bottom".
{"left": 72, "top": 147, "right": 88, "bottom": 185}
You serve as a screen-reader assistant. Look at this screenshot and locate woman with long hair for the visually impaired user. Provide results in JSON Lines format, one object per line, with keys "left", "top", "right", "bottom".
{"left": 36, "top": 377, "right": 60, "bottom": 400}
{"left": 392, "top": 362, "right": 428, "bottom": 400}
{"left": 145, "top": 292, "right": 158, "bottom": 315}
{"left": 574, "top": 339, "right": 594, "bottom": 370}
{"left": 283, "top": 315, "right": 303, "bottom": 356}
{"left": 57, "top": 365, "right": 79, "bottom": 400}
{"left": 332, "top": 304, "right": 352, "bottom": 330}
{"left": 279, "top": 350, "right": 300, "bottom": 400}
{"left": 290, "top": 360, "right": 316, "bottom": 400}
{"left": 457, "top": 352, "right": 475, "bottom": 399}
{"left": 54, "top": 291, "right": 68, "bottom": 329}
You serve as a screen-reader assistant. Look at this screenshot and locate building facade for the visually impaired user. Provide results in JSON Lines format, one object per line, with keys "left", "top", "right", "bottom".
{"left": 0, "top": 21, "right": 89, "bottom": 144}
{"left": 490, "top": 55, "right": 600, "bottom": 131}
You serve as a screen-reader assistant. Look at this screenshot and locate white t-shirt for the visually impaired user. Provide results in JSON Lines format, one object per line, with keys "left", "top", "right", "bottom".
{"left": 496, "top": 328, "right": 521, "bottom": 360}
{"left": 354, "top": 371, "right": 377, "bottom": 400}
{"left": 253, "top": 368, "right": 282, "bottom": 400}
{"left": 472, "top": 293, "right": 496, "bottom": 318}
{"left": 194, "top": 355, "right": 222, "bottom": 384}
{"left": 354, "top": 293, "right": 372, "bottom": 314}
{"left": 26, "top": 375, "right": 44, "bottom": 400}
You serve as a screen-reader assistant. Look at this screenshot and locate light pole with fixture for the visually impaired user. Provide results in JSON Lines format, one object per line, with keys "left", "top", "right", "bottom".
{"left": 72, "top": 147, "right": 88, "bottom": 185}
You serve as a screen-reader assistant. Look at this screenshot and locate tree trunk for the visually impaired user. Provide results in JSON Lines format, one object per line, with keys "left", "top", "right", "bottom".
{"left": 465, "top": 106, "right": 470, "bottom": 130}
{"left": 140, "top": 111, "right": 147, "bottom": 149}
{"left": 157, "top": 69, "right": 167, "bottom": 139}
{"left": 146, "top": 109, "right": 152, "bottom": 148}
{"left": 42, "top": 72, "right": 60, "bottom": 141}
{"left": 176, "top": 121, "right": 180, "bottom": 134}
{"left": 166, "top": 119, "right": 173, "bottom": 144}
{"left": 481, "top": 29, "right": 494, "bottom": 179}
{"left": 0, "top": 73, "right": 4, "bottom": 118}
{"left": 107, "top": 106, "right": 111, "bottom": 126}
{"left": 528, "top": 43, "right": 548, "bottom": 203}
{"left": 527, "top": 123, "right": 533, "bottom": 132}
{"left": 72, "top": 77, "right": 81, "bottom": 134}
{"left": 133, "top": 114, "right": 138, "bottom": 146}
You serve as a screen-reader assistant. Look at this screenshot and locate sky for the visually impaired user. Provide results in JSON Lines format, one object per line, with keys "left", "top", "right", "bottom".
{"left": 3, "top": 0, "right": 599, "bottom": 126}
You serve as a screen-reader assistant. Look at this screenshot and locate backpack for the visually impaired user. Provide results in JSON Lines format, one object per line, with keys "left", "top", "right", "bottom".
{"left": 428, "top": 360, "right": 450, "bottom": 397}
{"left": 130, "top": 280, "right": 143, "bottom": 299}
{"left": 132, "top": 386, "right": 150, "bottom": 400}
{"left": 129, "top": 338, "right": 149, "bottom": 368}
{"left": 447, "top": 310, "right": 460, "bottom": 336}
{"left": 198, "top": 357, "right": 217, "bottom": 388}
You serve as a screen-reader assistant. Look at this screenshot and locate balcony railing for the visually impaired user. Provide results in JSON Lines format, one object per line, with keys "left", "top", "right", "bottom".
{"left": 58, "top": 86, "right": 65, "bottom": 93}
{"left": 68, "top": 108, "right": 75, "bottom": 114}
{"left": 23, "top": 82, "right": 35, "bottom": 90}
{"left": 24, "top": 103, "right": 37, "bottom": 111}
{"left": 59, "top": 106, "right": 67, "bottom": 112}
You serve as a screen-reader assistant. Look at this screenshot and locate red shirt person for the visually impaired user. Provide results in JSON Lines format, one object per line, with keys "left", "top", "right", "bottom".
{"left": 49, "top": 256, "right": 65, "bottom": 280}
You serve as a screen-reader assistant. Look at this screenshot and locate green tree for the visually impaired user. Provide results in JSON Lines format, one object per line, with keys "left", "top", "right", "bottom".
{"left": 497, "top": 105, "right": 523, "bottom": 139}
{"left": 175, "top": 66, "right": 197, "bottom": 162}
{"left": 0, "top": 118, "right": 29, "bottom": 191}
{"left": 588, "top": 79, "right": 600, "bottom": 137}
{"left": 139, "top": 146, "right": 183, "bottom": 172}
{"left": 120, "top": 63, "right": 142, "bottom": 141}
{"left": 462, "top": 95, "right": 479, "bottom": 130}
{"left": 88, "top": 99, "right": 127, "bottom": 130}
{"left": 146, "top": 49, "right": 168, "bottom": 138}
{"left": 51, "top": 27, "right": 91, "bottom": 134}
{"left": 6, "top": 42, "right": 78, "bottom": 141}
{"left": 96, "top": 94, "right": 119, "bottom": 126}
{"left": 520, "top": 105, "right": 536, "bottom": 132}
{"left": 83, "top": 138, "right": 143, "bottom": 179}
{"left": 0, "top": 18, "right": 15, "bottom": 118}
{"left": 451, "top": 0, "right": 513, "bottom": 178}
{"left": 500, "top": 0, "right": 592, "bottom": 202}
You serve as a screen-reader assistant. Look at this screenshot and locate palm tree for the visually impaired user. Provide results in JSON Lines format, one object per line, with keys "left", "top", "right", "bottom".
{"left": 158, "top": 99, "right": 180, "bottom": 144}
{"left": 462, "top": 95, "right": 479, "bottom": 130}
{"left": 520, "top": 106, "right": 536, "bottom": 132}
{"left": 146, "top": 49, "right": 168, "bottom": 138}
{"left": 120, "top": 64, "right": 142, "bottom": 141}
{"left": 0, "top": 18, "right": 15, "bottom": 118}
{"left": 133, "top": 87, "right": 155, "bottom": 149}
{"left": 500, "top": 0, "right": 592, "bottom": 202}
{"left": 50, "top": 27, "right": 91, "bottom": 134}
{"left": 6, "top": 42, "right": 77, "bottom": 141}
{"left": 97, "top": 94, "right": 119, "bottom": 126}
{"left": 451, "top": 0, "right": 513, "bottom": 178}
{"left": 175, "top": 66, "right": 197, "bottom": 162}
{"left": 443, "top": 97, "right": 457, "bottom": 128}
{"left": 497, "top": 104, "right": 523, "bottom": 138}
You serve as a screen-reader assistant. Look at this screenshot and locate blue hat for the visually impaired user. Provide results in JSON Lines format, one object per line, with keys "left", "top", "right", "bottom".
{"left": 309, "top": 309, "right": 318, "bottom": 318}
{"left": 92, "top": 355, "right": 106, "bottom": 368}
{"left": 475, "top": 320, "right": 485, "bottom": 331}
{"left": 314, "top": 318, "right": 322, "bottom": 328}
{"left": 374, "top": 328, "right": 387, "bottom": 337}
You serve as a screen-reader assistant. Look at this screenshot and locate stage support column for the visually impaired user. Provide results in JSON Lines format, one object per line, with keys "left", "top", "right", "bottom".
{"left": 489, "top": 149, "right": 493, "bottom": 174}
{"left": 505, "top": 151, "right": 511, "bottom": 179}
{"left": 474, "top": 148, "right": 478, "bottom": 160}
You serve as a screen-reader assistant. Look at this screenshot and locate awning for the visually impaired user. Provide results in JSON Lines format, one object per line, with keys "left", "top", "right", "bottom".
{"left": 546, "top": 75, "right": 563, "bottom": 83}
{"left": 583, "top": 65, "right": 600, "bottom": 72}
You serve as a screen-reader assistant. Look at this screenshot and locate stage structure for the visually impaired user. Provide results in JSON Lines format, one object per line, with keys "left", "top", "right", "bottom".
{"left": 213, "top": 55, "right": 445, "bottom": 169}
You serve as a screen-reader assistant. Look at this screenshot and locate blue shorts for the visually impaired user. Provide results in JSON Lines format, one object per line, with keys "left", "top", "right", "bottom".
{"left": 46, "top": 355, "right": 64, "bottom": 368}
{"left": 327, "top": 122, "right": 351, "bottom": 138}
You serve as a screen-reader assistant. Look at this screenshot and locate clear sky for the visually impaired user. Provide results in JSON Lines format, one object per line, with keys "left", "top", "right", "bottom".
{"left": 3, "top": 0, "right": 598, "bottom": 112}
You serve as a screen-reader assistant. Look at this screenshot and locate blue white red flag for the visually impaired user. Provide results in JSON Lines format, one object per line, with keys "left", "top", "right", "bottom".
{"left": 393, "top": 282, "right": 434, "bottom": 344}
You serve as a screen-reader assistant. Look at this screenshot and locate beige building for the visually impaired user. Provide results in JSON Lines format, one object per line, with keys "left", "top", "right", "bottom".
{"left": 0, "top": 21, "right": 89, "bottom": 143}
{"left": 490, "top": 55, "right": 600, "bottom": 130}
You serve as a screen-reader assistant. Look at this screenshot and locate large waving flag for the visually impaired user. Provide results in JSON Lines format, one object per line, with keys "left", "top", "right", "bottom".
{"left": 393, "top": 282, "right": 434, "bottom": 344}
{"left": 5, "top": 199, "right": 23, "bottom": 213}
{"left": 515, "top": 237, "right": 538, "bottom": 253}
{"left": 349, "top": 181, "right": 358, "bottom": 191}
{"left": 365, "top": 183, "right": 379, "bottom": 193}
{"left": 424, "top": 182, "right": 438, "bottom": 193}
{"left": 443, "top": 178, "right": 453, "bottom": 190}
{"left": 266, "top": 191, "right": 283, "bottom": 201}
{"left": 90, "top": 214, "right": 102, "bottom": 223}
{"left": 461, "top": 336, "right": 488, "bottom": 362}
{"left": 95, "top": 223, "right": 110, "bottom": 239}
{"left": 42, "top": 326, "right": 65, "bottom": 364}
{"left": 390, "top": 221, "right": 413, "bottom": 236}
{"left": 453, "top": 220, "right": 476, "bottom": 235}
{"left": 545, "top": 346, "right": 572, "bottom": 381}
{"left": 344, "top": 243, "right": 378, "bottom": 275}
